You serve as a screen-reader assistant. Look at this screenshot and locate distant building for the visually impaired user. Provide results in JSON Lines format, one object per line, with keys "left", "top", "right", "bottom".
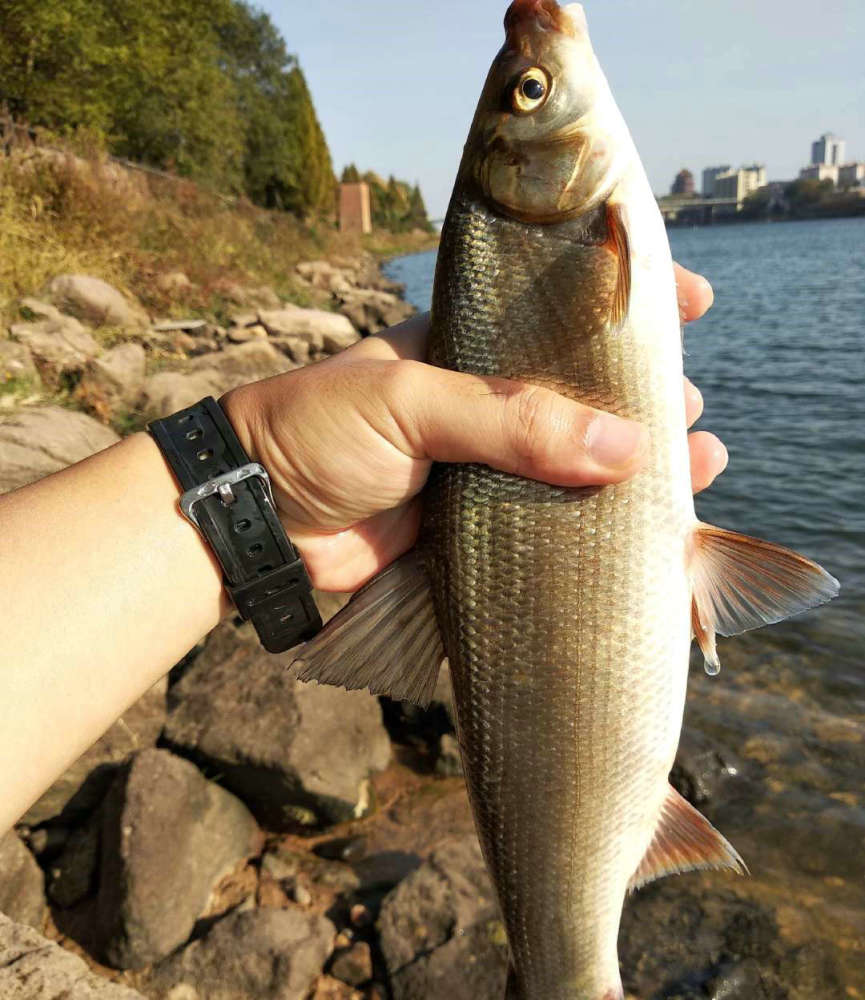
{"left": 838, "top": 163, "right": 865, "bottom": 188}
{"left": 799, "top": 163, "right": 840, "bottom": 184}
{"left": 339, "top": 182, "right": 372, "bottom": 234}
{"left": 811, "top": 133, "right": 846, "bottom": 167}
{"left": 712, "top": 164, "right": 767, "bottom": 205}
{"left": 702, "top": 165, "right": 731, "bottom": 198}
{"left": 671, "top": 169, "right": 695, "bottom": 195}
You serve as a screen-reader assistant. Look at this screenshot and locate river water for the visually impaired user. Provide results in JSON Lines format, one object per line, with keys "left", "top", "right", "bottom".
{"left": 385, "top": 217, "right": 865, "bottom": 993}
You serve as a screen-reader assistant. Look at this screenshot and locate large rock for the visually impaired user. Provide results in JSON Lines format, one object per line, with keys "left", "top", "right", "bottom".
{"left": 0, "top": 407, "right": 119, "bottom": 495}
{"left": 146, "top": 907, "right": 334, "bottom": 1000}
{"left": 377, "top": 837, "right": 508, "bottom": 1000}
{"left": 22, "top": 676, "right": 166, "bottom": 827}
{"left": 0, "top": 913, "right": 146, "bottom": 999}
{"left": 140, "top": 370, "right": 222, "bottom": 420}
{"left": 164, "top": 623, "right": 391, "bottom": 829}
{"left": 96, "top": 748, "right": 261, "bottom": 969}
{"left": 189, "top": 339, "right": 295, "bottom": 390}
{"left": 10, "top": 316, "right": 101, "bottom": 389}
{"left": 49, "top": 275, "right": 149, "bottom": 330}
{"left": 0, "top": 340, "right": 40, "bottom": 391}
{"left": 258, "top": 306, "right": 357, "bottom": 352}
{"left": 336, "top": 289, "right": 414, "bottom": 337}
{"left": 0, "top": 831, "right": 45, "bottom": 928}
{"left": 78, "top": 342, "right": 146, "bottom": 416}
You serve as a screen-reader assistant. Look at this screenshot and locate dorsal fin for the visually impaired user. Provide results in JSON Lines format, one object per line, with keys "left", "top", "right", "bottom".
{"left": 628, "top": 783, "right": 747, "bottom": 892}
{"left": 688, "top": 522, "right": 839, "bottom": 675}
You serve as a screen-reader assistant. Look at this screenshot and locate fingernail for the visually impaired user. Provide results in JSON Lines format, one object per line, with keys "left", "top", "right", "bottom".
{"left": 586, "top": 414, "right": 648, "bottom": 469}
{"left": 714, "top": 440, "right": 729, "bottom": 472}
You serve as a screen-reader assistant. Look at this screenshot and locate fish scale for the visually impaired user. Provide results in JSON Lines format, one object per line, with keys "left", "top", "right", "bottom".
{"left": 422, "top": 191, "right": 694, "bottom": 997}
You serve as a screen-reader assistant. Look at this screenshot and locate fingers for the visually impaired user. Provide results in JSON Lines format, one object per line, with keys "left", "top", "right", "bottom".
{"left": 688, "top": 431, "right": 728, "bottom": 494}
{"left": 674, "top": 263, "right": 714, "bottom": 324}
{"left": 293, "top": 501, "right": 422, "bottom": 592}
{"left": 351, "top": 312, "right": 431, "bottom": 362}
{"left": 380, "top": 361, "right": 648, "bottom": 487}
{"left": 684, "top": 378, "right": 703, "bottom": 427}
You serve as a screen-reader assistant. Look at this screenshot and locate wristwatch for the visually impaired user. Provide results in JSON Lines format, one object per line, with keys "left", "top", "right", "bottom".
{"left": 148, "top": 397, "right": 321, "bottom": 652}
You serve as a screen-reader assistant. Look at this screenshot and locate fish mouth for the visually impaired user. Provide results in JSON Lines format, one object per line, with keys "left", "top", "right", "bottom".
{"left": 504, "top": 0, "right": 576, "bottom": 38}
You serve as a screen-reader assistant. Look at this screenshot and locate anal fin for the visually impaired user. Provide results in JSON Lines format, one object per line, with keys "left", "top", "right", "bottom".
{"left": 689, "top": 522, "right": 839, "bottom": 675}
{"left": 289, "top": 550, "right": 444, "bottom": 708}
{"left": 628, "top": 784, "right": 747, "bottom": 892}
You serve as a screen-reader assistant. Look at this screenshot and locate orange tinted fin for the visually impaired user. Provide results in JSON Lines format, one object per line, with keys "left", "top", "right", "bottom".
{"left": 605, "top": 201, "right": 631, "bottom": 329}
{"left": 289, "top": 550, "right": 444, "bottom": 707}
{"left": 628, "top": 784, "right": 747, "bottom": 892}
{"left": 688, "top": 523, "right": 839, "bottom": 676}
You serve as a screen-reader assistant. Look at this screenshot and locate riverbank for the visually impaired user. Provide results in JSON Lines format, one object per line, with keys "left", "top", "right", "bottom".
{"left": 0, "top": 144, "right": 438, "bottom": 326}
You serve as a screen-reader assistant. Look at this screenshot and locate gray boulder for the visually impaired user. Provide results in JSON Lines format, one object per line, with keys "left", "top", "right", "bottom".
{"left": 164, "top": 623, "right": 391, "bottom": 829}
{"left": 0, "top": 406, "right": 119, "bottom": 495}
{"left": 337, "top": 289, "right": 414, "bottom": 337}
{"left": 0, "top": 831, "right": 45, "bottom": 928}
{"left": 96, "top": 748, "right": 261, "bottom": 969}
{"left": 146, "top": 907, "right": 334, "bottom": 1000}
{"left": 140, "top": 370, "right": 222, "bottom": 420}
{"left": 79, "top": 342, "right": 146, "bottom": 415}
{"left": 0, "top": 913, "right": 146, "bottom": 999}
{"left": 10, "top": 316, "right": 101, "bottom": 389}
{"left": 49, "top": 275, "right": 149, "bottom": 330}
{"left": 258, "top": 306, "right": 357, "bottom": 351}
{"left": 22, "top": 676, "right": 166, "bottom": 826}
{"left": 377, "top": 837, "right": 508, "bottom": 1000}
{"left": 188, "top": 339, "right": 296, "bottom": 390}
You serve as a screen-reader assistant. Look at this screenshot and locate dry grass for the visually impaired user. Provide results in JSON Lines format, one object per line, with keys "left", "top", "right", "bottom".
{"left": 0, "top": 146, "right": 437, "bottom": 326}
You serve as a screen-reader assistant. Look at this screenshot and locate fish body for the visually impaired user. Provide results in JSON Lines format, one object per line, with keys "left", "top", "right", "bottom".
{"left": 422, "top": 9, "right": 695, "bottom": 997}
{"left": 295, "top": 3, "right": 838, "bottom": 996}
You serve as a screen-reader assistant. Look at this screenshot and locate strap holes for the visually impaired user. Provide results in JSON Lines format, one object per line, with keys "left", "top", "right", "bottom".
{"left": 247, "top": 543, "right": 264, "bottom": 557}
{"left": 186, "top": 428, "right": 203, "bottom": 441}
{"left": 234, "top": 519, "right": 252, "bottom": 533}
{"left": 279, "top": 613, "right": 294, "bottom": 624}
{"left": 177, "top": 414, "right": 192, "bottom": 425}
{"left": 197, "top": 449, "right": 213, "bottom": 462}
{"left": 257, "top": 564, "right": 274, "bottom": 576}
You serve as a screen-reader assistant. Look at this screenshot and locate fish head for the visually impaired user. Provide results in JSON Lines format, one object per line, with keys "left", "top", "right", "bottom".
{"left": 464, "top": 1, "right": 630, "bottom": 223}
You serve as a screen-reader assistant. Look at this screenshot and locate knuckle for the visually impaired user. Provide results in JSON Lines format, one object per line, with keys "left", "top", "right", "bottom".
{"left": 507, "top": 385, "right": 557, "bottom": 470}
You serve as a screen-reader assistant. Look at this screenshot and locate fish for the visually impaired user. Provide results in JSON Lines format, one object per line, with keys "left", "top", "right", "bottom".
{"left": 292, "top": 2, "right": 840, "bottom": 997}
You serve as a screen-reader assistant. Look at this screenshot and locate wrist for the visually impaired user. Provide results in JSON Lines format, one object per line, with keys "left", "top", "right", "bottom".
{"left": 219, "top": 383, "right": 264, "bottom": 465}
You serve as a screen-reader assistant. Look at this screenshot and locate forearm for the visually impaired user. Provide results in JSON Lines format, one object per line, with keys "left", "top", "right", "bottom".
{"left": 0, "top": 431, "right": 228, "bottom": 831}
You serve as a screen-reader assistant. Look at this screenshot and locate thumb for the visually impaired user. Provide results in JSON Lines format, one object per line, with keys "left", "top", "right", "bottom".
{"left": 385, "top": 361, "right": 648, "bottom": 487}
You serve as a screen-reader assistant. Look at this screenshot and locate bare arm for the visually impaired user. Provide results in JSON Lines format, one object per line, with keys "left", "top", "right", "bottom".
{"left": 0, "top": 266, "right": 719, "bottom": 832}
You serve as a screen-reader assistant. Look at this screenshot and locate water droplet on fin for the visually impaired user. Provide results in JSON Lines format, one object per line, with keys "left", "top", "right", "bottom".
{"left": 704, "top": 658, "right": 720, "bottom": 677}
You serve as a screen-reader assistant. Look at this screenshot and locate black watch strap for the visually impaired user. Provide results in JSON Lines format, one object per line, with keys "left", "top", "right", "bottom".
{"left": 148, "top": 397, "right": 321, "bottom": 653}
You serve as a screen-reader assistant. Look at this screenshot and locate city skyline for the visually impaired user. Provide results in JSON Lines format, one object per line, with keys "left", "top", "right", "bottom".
{"left": 262, "top": 1, "right": 864, "bottom": 217}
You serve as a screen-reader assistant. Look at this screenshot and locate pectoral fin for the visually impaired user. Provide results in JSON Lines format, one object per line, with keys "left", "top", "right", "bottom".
{"left": 688, "top": 523, "right": 839, "bottom": 675}
{"left": 289, "top": 550, "right": 444, "bottom": 708}
{"left": 605, "top": 201, "right": 631, "bottom": 330}
{"left": 628, "top": 783, "right": 747, "bottom": 892}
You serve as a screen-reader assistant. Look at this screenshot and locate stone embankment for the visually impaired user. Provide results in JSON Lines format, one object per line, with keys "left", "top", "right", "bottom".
{"left": 0, "top": 259, "right": 854, "bottom": 998}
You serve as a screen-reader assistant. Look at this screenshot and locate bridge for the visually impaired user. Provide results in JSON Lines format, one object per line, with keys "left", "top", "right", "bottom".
{"left": 656, "top": 195, "right": 740, "bottom": 224}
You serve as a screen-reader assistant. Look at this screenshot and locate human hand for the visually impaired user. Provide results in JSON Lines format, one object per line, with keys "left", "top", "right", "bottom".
{"left": 223, "top": 264, "right": 722, "bottom": 591}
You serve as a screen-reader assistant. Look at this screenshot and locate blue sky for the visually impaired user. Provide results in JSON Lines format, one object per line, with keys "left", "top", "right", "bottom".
{"left": 261, "top": 1, "right": 865, "bottom": 219}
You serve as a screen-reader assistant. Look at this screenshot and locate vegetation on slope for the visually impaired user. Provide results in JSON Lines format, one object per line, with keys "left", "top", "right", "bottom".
{"left": 0, "top": 0, "right": 334, "bottom": 215}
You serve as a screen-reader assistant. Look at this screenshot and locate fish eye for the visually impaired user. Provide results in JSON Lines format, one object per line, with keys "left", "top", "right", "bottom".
{"left": 511, "top": 68, "right": 550, "bottom": 114}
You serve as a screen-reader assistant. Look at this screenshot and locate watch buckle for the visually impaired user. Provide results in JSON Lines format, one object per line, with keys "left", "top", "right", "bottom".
{"left": 179, "top": 462, "right": 276, "bottom": 531}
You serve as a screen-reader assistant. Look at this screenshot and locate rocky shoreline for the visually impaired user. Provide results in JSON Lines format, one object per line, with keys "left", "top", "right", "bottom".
{"left": 0, "top": 257, "right": 860, "bottom": 999}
